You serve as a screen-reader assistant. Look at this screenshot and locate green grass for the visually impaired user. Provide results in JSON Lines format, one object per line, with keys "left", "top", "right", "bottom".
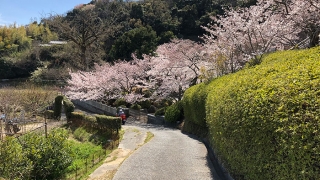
{"left": 144, "top": 132, "right": 154, "bottom": 143}
{"left": 65, "top": 126, "right": 122, "bottom": 179}
{"left": 65, "top": 140, "right": 107, "bottom": 179}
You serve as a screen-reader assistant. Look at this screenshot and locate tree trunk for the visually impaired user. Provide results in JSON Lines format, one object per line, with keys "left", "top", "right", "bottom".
{"left": 81, "top": 46, "right": 88, "bottom": 71}
{"left": 309, "top": 31, "right": 320, "bottom": 48}
{"left": 178, "top": 84, "right": 182, "bottom": 101}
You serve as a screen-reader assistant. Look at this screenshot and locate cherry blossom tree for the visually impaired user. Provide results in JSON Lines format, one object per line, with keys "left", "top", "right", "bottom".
{"left": 66, "top": 39, "right": 209, "bottom": 103}
{"left": 274, "top": 0, "right": 320, "bottom": 47}
{"left": 203, "top": 0, "right": 300, "bottom": 75}
{"left": 66, "top": 59, "right": 149, "bottom": 103}
{"left": 145, "top": 39, "right": 210, "bottom": 101}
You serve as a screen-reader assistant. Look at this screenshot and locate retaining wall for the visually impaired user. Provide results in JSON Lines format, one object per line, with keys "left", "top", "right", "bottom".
{"left": 147, "top": 114, "right": 165, "bottom": 125}
{"left": 72, "top": 100, "right": 117, "bottom": 116}
{"left": 72, "top": 100, "right": 164, "bottom": 125}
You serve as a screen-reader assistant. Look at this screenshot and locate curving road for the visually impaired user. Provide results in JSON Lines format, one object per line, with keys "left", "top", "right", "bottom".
{"left": 113, "top": 124, "right": 220, "bottom": 180}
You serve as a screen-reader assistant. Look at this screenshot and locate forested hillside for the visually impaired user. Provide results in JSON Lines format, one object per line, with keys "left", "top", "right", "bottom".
{"left": 0, "top": 0, "right": 256, "bottom": 80}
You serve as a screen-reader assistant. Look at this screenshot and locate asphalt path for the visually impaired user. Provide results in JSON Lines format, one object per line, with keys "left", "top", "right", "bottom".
{"left": 113, "top": 123, "right": 220, "bottom": 180}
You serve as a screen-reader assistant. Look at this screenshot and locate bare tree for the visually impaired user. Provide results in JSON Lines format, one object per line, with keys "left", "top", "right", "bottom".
{"left": 46, "top": 5, "right": 116, "bottom": 71}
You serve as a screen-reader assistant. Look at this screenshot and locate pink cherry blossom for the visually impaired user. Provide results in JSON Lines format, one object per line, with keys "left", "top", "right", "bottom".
{"left": 202, "top": 0, "right": 319, "bottom": 75}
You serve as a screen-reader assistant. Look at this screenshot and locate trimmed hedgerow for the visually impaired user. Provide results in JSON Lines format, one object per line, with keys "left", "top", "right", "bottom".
{"left": 63, "top": 97, "right": 75, "bottom": 121}
{"left": 70, "top": 112, "right": 121, "bottom": 133}
{"left": 95, "top": 115, "right": 122, "bottom": 133}
{"left": 165, "top": 101, "right": 184, "bottom": 123}
{"left": 205, "top": 47, "right": 320, "bottom": 180}
{"left": 69, "top": 112, "right": 86, "bottom": 126}
{"left": 182, "top": 83, "right": 210, "bottom": 136}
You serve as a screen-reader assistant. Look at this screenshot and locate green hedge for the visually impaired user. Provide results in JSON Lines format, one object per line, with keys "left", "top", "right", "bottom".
{"left": 165, "top": 101, "right": 184, "bottom": 123}
{"left": 69, "top": 112, "right": 86, "bottom": 126}
{"left": 69, "top": 112, "right": 97, "bottom": 129}
{"left": 182, "top": 83, "right": 210, "bottom": 136}
{"left": 95, "top": 115, "right": 122, "bottom": 132}
{"left": 204, "top": 47, "right": 320, "bottom": 179}
{"left": 69, "top": 112, "right": 121, "bottom": 133}
{"left": 63, "top": 97, "right": 75, "bottom": 121}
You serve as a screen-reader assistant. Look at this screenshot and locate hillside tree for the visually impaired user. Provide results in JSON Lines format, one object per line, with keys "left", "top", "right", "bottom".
{"left": 46, "top": 5, "right": 116, "bottom": 70}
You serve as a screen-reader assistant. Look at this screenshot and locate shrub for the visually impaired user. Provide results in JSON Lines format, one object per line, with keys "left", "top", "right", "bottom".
{"left": 182, "top": 83, "right": 207, "bottom": 126}
{"left": 182, "top": 83, "right": 209, "bottom": 136}
{"left": 164, "top": 102, "right": 183, "bottom": 123}
{"left": 142, "top": 90, "right": 152, "bottom": 98}
{"left": 138, "top": 100, "right": 151, "bottom": 109}
{"left": 95, "top": 115, "right": 122, "bottom": 133}
{"left": 0, "top": 137, "right": 32, "bottom": 179}
{"left": 22, "top": 128, "right": 72, "bottom": 179}
{"left": 114, "top": 98, "right": 127, "bottom": 107}
{"left": 0, "top": 58, "right": 15, "bottom": 79}
{"left": 53, "top": 95, "right": 64, "bottom": 120}
{"left": 84, "top": 116, "right": 98, "bottom": 130}
{"left": 153, "top": 99, "right": 172, "bottom": 108}
{"left": 70, "top": 112, "right": 86, "bottom": 126}
{"left": 63, "top": 97, "right": 75, "bottom": 121}
{"left": 155, "top": 107, "right": 166, "bottom": 116}
{"left": 130, "top": 103, "right": 141, "bottom": 110}
{"left": 44, "top": 110, "right": 54, "bottom": 119}
{"left": 148, "top": 105, "right": 157, "bottom": 113}
{"left": 205, "top": 47, "right": 320, "bottom": 180}
{"left": 73, "top": 127, "right": 91, "bottom": 142}
{"left": 0, "top": 57, "right": 39, "bottom": 79}
{"left": 70, "top": 112, "right": 122, "bottom": 133}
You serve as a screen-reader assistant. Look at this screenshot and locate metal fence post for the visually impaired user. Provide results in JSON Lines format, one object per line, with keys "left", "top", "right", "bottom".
{"left": 45, "top": 118, "right": 47, "bottom": 138}
{"left": 92, "top": 154, "right": 94, "bottom": 167}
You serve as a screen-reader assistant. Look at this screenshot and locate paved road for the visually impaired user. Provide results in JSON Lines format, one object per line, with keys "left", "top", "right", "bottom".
{"left": 113, "top": 123, "right": 219, "bottom": 180}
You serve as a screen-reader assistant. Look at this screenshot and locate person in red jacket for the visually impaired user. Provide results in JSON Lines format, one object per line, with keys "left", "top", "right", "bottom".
{"left": 118, "top": 109, "right": 126, "bottom": 125}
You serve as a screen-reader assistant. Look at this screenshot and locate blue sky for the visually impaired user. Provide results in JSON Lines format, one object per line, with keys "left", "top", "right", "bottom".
{"left": 0, "top": 0, "right": 91, "bottom": 26}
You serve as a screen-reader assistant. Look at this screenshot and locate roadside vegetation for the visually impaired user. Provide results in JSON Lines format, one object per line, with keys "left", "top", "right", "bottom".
{"left": 65, "top": 127, "right": 115, "bottom": 180}
{"left": 0, "top": 87, "right": 121, "bottom": 179}
{"left": 182, "top": 47, "right": 320, "bottom": 179}
{"left": 1, "top": 0, "right": 319, "bottom": 179}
